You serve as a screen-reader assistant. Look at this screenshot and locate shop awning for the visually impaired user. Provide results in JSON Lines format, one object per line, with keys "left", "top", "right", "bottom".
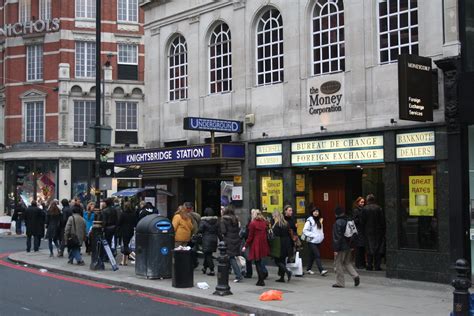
{"left": 112, "top": 188, "right": 146, "bottom": 197}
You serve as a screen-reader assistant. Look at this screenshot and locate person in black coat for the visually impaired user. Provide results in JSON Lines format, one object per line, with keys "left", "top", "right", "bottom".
{"left": 45, "top": 201, "right": 62, "bottom": 257}
{"left": 198, "top": 207, "right": 219, "bottom": 276}
{"left": 271, "top": 210, "right": 293, "bottom": 283}
{"left": 361, "top": 194, "right": 386, "bottom": 271}
{"left": 219, "top": 207, "right": 243, "bottom": 282}
{"left": 58, "top": 198, "right": 73, "bottom": 257}
{"left": 352, "top": 196, "right": 366, "bottom": 269}
{"left": 102, "top": 198, "right": 119, "bottom": 256}
{"left": 24, "top": 200, "right": 46, "bottom": 252}
{"left": 118, "top": 201, "right": 137, "bottom": 266}
{"left": 12, "top": 202, "right": 26, "bottom": 235}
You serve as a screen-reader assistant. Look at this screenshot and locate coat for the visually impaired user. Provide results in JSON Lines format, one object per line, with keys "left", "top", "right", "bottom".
{"left": 219, "top": 215, "right": 241, "bottom": 257}
{"left": 198, "top": 216, "right": 219, "bottom": 253}
{"left": 361, "top": 202, "right": 386, "bottom": 255}
{"left": 45, "top": 213, "right": 61, "bottom": 239}
{"left": 24, "top": 206, "right": 45, "bottom": 237}
{"left": 245, "top": 218, "right": 270, "bottom": 261}
{"left": 303, "top": 216, "right": 324, "bottom": 244}
{"left": 352, "top": 206, "right": 365, "bottom": 247}
{"left": 332, "top": 215, "right": 350, "bottom": 252}
{"left": 83, "top": 211, "right": 95, "bottom": 235}
{"left": 118, "top": 211, "right": 137, "bottom": 241}
{"left": 64, "top": 214, "right": 86, "bottom": 247}
{"left": 61, "top": 206, "right": 73, "bottom": 228}
{"left": 272, "top": 223, "right": 293, "bottom": 259}
{"left": 172, "top": 213, "right": 193, "bottom": 242}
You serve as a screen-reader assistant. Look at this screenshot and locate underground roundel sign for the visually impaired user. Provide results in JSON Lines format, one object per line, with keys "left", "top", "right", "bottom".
{"left": 160, "top": 247, "right": 169, "bottom": 255}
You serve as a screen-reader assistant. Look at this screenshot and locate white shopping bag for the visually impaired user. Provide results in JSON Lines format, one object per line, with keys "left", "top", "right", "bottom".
{"left": 286, "top": 251, "right": 303, "bottom": 276}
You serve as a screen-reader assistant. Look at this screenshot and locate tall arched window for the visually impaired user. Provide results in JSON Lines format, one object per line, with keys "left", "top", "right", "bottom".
{"left": 312, "top": 0, "right": 345, "bottom": 76}
{"left": 209, "top": 23, "right": 232, "bottom": 94}
{"left": 168, "top": 35, "right": 188, "bottom": 101}
{"left": 256, "top": 8, "right": 284, "bottom": 86}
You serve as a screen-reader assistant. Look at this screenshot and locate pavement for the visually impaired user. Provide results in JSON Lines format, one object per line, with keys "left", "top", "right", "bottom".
{"left": 5, "top": 242, "right": 453, "bottom": 316}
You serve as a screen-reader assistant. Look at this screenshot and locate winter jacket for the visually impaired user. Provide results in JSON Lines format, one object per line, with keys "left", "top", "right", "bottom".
{"left": 272, "top": 223, "right": 293, "bottom": 259}
{"left": 198, "top": 216, "right": 219, "bottom": 253}
{"left": 45, "top": 213, "right": 61, "bottom": 239}
{"left": 83, "top": 211, "right": 95, "bottom": 235}
{"left": 303, "top": 216, "right": 324, "bottom": 244}
{"left": 12, "top": 205, "right": 25, "bottom": 222}
{"left": 352, "top": 206, "right": 365, "bottom": 247}
{"left": 137, "top": 206, "right": 158, "bottom": 223}
{"left": 361, "top": 202, "right": 385, "bottom": 255}
{"left": 332, "top": 215, "right": 350, "bottom": 252}
{"left": 64, "top": 214, "right": 86, "bottom": 246}
{"left": 190, "top": 212, "right": 201, "bottom": 236}
{"left": 219, "top": 215, "right": 241, "bottom": 257}
{"left": 24, "top": 206, "right": 45, "bottom": 237}
{"left": 118, "top": 211, "right": 137, "bottom": 241}
{"left": 61, "top": 206, "right": 73, "bottom": 228}
{"left": 245, "top": 218, "right": 270, "bottom": 260}
{"left": 102, "top": 206, "right": 118, "bottom": 234}
{"left": 172, "top": 213, "right": 193, "bottom": 242}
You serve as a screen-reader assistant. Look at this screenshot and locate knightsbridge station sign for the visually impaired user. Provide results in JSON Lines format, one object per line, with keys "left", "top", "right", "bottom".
{"left": 0, "top": 18, "right": 60, "bottom": 37}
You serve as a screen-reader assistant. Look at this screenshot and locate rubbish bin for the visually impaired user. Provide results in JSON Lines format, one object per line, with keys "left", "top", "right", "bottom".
{"left": 172, "top": 249, "right": 194, "bottom": 288}
{"left": 135, "top": 214, "right": 174, "bottom": 279}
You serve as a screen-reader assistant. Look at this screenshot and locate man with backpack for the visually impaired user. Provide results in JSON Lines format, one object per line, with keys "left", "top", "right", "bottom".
{"left": 332, "top": 206, "right": 360, "bottom": 288}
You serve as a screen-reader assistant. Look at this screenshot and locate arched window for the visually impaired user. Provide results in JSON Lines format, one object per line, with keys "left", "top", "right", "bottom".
{"left": 312, "top": 0, "right": 345, "bottom": 76}
{"left": 168, "top": 35, "right": 188, "bottom": 101}
{"left": 256, "top": 8, "right": 284, "bottom": 86}
{"left": 209, "top": 23, "right": 232, "bottom": 94}
{"left": 378, "top": 0, "right": 418, "bottom": 63}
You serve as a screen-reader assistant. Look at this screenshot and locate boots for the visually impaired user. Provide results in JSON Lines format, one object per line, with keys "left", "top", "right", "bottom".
{"left": 120, "top": 255, "right": 128, "bottom": 266}
{"left": 255, "top": 262, "right": 265, "bottom": 286}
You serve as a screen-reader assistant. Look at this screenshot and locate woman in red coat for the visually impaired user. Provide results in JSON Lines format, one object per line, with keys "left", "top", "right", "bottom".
{"left": 243, "top": 209, "right": 270, "bottom": 286}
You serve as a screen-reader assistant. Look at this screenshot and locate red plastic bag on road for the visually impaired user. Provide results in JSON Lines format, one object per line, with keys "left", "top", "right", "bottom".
{"left": 259, "top": 290, "right": 283, "bottom": 301}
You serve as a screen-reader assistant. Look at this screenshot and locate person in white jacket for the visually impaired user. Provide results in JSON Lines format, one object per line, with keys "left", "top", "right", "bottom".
{"left": 303, "top": 207, "right": 328, "bottom": 276}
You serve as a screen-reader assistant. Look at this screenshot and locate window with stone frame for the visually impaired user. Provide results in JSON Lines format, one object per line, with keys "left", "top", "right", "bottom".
{"left": 378, "top": 0, "right": 419, "bottom": 64}
{"left": 75, "top": 0, "right": 96, "bottom": 19}
{"left": 168, "top": 35, "right": 188, "bottom": 101}
{"left": 39, "top": 0, "right": 52, "bottom": 20}
{"left": 311, "top": 0, "right": 345, "bottom": 76}
{"left": 118, "top": 0, "right": 138, "bottom": 23}
{"left": 26, "top": 44, "right": 43, "bottom": 81}
{"left": 24, "top": 101, "right": 44, "bottom": 143}
{"left": 19, "top": 0, "right": 31, "bottom": 23}
{"left": 209, "top": 23, "right": 232, "bottom": 94}
{"left": 73, "top": 100, "right": 96, "bottom": 142}
{"left": 256, "top": 8, "right": 284, "bottom": 86}
{"left": 75, "top": 41, "right": 96, "bottom": 78}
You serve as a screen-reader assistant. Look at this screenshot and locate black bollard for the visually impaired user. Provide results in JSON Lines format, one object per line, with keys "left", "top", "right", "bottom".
{"left": 90, "top": 220, "right": 105, "bottom": 271}
{"left": 213, "top": 241, "right": 232, "bottom": 296}
{"left": 452, "top": 258, "right": 471, "bottom": 316}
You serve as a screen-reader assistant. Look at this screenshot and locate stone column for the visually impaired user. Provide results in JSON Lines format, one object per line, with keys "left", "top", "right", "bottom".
{"left": 58, "top": 158, "right": 72, "bottom": 200}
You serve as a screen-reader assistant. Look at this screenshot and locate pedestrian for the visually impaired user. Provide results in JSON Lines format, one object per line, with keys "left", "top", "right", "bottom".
{"left": 83, "top": 202, "right": 95, "bottom": 254}
{"left": 242, "top": 209, "right": 270, "bottom": 286}
{"left": 352, "top": 196, "right": 366, "bottom": 269}
{"left": 184, "top": 202, "right": 201, "bottom": 269}
{"left": 24, "top": 200, "right": 46, "bottom": 252}
{"left": 102, "top": 198, "right": 119, "bottom": 256}
{"left": 270, "top": 210, "right": 293, "bottom": 283}
{"left": 332, "top": 206, "right": 360, "bottom": 288}
{"left": 64, "top": 205, "right": 86, "bottom": 265}
{"left": 198, "top": 207, "right": 219, "bottom": 276}
{"left": 361, "top": 194, "right": 385, "bottom": 271}
{"left": 219, "top": 207, "right": 243, "bottom": 283}
{"left": 283, "top": 205, "right": 301, "bottom": 262}
{"left": 58, "top": 198, "right": 73, "bottom": 257}
{"left": 303, "top": 207, "right": 328, "bottom": 276}
{"left": 45, "top": 200, "right": 62, "bottom": 257}
{"left": 12, "top": 201, "right": 26, "bottom": 235}
{"left": 118, "top": 201, "right": 137, "bottom": 266}
{"left": 172, "top": 205, "right": 193, "bottom": 247}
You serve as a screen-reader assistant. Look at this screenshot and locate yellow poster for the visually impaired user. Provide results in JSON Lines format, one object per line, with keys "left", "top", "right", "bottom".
{"left": 409, "top": 175, "right": 434, "bottom": 216}
{"left": 296, "top": 196, "right": 306, "bottom": 214}
{"left": 267, "top": 179, "right": 283, "bottom": 212}
{"left": 261, "top": 177, "right": 271, "bottom": 210}
{"left": 296, "top": 218, "right": 305, "bottom": 236}
{"left": 296, "top": 174, "right": 305, "bottom": 192}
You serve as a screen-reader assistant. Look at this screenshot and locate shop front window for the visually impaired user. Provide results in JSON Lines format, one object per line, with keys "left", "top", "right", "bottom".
{"left": 71, "top": 160, "right": 94, "bottom": 206}
{"left": 258, "top": 170, "right": 283, "bottom": 215}
{"left": 399, "top": 163, "right": 437, "bottom": 250}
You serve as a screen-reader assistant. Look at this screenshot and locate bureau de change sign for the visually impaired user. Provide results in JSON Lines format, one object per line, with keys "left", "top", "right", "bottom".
{"left": 398, "top": 54, "right": 433, "bottom": 122}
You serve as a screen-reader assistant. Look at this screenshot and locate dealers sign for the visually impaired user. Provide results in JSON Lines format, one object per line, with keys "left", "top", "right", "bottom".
{"left": 183, "top": 117, "right": 243, "bottom": 134}
{"left": 396, "top": 131, "right": 435, "bottom": 160}
{"left": 0, "top": 18, "right": 60, "bottom": 37}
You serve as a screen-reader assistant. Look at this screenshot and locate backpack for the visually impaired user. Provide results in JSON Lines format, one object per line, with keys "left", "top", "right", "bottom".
{"left": 344, "top": 219, "right": 358, "bottom": 238}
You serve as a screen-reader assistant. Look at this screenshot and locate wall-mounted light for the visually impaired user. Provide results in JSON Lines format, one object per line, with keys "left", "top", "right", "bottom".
{"left": 262, "top": 132, "right": 268, "bottom": 137}
{"left": 64, "top": 180, "right": 68, "bottom": 186}
{"left": 390, "top": 118, "right": 397, "bottom": 124}
{"left": 320, "top": 126, "right": 327, "bottom": 132}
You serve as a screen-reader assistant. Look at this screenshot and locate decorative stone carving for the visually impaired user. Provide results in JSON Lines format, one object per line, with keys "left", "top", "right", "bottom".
{"left": 434, "top": 57, "right": 461, "bottom": 133}
{"left": 151, "top": 27, "right": 160, "bottom": 36}
{"left": 59, "top": 158, "right": 71, "bottom": 169}
{"left": 189, "top": 15, "right": 200, "bottom": 24}
{"left": 233, "top": 0, "right": 246, "bottom": 9}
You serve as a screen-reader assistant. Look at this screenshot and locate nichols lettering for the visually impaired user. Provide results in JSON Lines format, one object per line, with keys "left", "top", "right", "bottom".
{"left": 0, "top": 18, "right": 60, "bottom": 37}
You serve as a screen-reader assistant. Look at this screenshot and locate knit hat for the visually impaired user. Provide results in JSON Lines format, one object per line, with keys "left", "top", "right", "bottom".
{"left": 334, "top": 206, "right": 345, "bottom": 216}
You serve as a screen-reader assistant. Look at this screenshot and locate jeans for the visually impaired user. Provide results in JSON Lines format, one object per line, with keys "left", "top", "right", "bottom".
{"left": 334, "top": 249, "right": 359, "bottom": 287}
{"left": 355, "top": 246, "right": 366, "bottom": 268}
{"left": 68, "top": 246, "right": 82, "bottom": 263}
{"left": 15, "top": 220, "right": 22, "bottom": 235}
{"left": 274, "top": 257, "right": 288, "bottom": 277}
{"left": 48, "top": 238, "right": 60, "bottom": 255}
{"left": 26, "top": 234, "right": 41, "bottom": 252}
{"left": 307, "top": 242, "right": 324, "bottom": 272}
{"left": 229, "top": 256, "right": 242, "bottom": 280}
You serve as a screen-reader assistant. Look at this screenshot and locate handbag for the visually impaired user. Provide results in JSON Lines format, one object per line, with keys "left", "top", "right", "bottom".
{"left": 66, "top": 216, "right": 81, "bottom": 248}
{"left": 267, "top": 227, "right": 275, "bottom": 241}
{"left": 269, "top": 236, "right": 281, "bottom": 258}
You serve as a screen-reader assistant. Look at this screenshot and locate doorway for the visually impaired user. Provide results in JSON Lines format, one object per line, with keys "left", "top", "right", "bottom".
{"left": 201, "top": 180, "right": 222, "bottom": 214}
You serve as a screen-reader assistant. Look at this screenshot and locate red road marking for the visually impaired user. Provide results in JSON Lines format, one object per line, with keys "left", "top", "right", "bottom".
{"left": 0, "top": 252, "right": 240, "bottom": 316}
